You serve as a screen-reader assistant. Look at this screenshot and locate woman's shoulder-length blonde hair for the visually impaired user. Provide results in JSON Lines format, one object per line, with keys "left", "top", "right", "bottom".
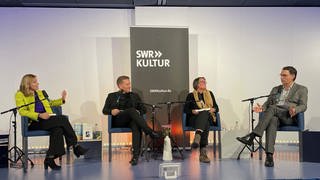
{"left": 19, "top": 74, "right": 37, "bottom": 96}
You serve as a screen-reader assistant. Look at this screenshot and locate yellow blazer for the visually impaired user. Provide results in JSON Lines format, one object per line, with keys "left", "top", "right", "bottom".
{"left": 15, "top": 90, "right": 64, "bottom": 122}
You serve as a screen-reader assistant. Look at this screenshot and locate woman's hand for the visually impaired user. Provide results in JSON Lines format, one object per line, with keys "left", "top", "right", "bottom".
{"left": 61, "top": 90, "right": 67, "bottom": 101}
{"left": 39, "top": 112, "right": 50, "bottom": 120}
{"left": 192, "top": 109, "right": 199, "bottom": 115}
{"left": 210, "top": 108, "right": 216, "bottom": 113}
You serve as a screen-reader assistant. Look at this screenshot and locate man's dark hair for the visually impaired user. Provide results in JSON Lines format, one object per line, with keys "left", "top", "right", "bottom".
{"left": 282, "top": 66, "right": 297, "bottom": 81}
{"left": 193, "top": 77, "right": 205, "bottom": 90}
{"left": 116, "top": 75, "right": 130, "bottom": 85}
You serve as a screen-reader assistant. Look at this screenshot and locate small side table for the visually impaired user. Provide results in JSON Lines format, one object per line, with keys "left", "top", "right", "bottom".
{"left": 0, "top": 134, "right": 9, "bottom": 168}
{"left": 78, "top": 139, "right": 102, "bottom": 160}
{"left": 301, "top": 131, "right": 320, "bottom": 163}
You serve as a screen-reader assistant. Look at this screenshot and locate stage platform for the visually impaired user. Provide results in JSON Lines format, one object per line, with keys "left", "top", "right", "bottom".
{"left": 1, "top": 145, "right": 320, "bottom": 180}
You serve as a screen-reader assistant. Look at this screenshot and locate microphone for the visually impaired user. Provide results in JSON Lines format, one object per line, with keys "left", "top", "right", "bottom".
{"left": 116, "top": 94, "right": 121, "bottom": 104}
{"left": 274, "top": 86, "right": 283, "bottom": 103}
{"left": 278, "top": 86, "right": 283, "bottom": 94}
{"left": 116, "top": 90, "right": 128, "bottom": 104}
{"left": 42, "top": 90, "right": 49, "bottom": 100}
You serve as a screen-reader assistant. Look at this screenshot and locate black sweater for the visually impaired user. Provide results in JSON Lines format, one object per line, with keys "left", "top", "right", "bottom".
{"left": 102, "top": 91, "right": 146, "bottom": 116}
{"left": 184, "top": 91, "right": 219, "bottom": 115}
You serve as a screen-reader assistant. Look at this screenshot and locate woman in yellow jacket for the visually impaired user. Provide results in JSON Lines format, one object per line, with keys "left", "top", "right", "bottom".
{"left": 15, "top": 74, "right": 88, "bottom": 170}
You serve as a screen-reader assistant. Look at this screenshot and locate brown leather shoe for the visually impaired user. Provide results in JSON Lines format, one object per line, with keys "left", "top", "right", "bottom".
{"left": 199, "top": 147, "right": 210, "bottom": 163}
{"left": 191, "top": 134, "right": 201, "bottom": 149}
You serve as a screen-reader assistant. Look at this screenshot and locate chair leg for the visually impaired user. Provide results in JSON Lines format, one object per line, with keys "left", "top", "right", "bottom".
{"left": 182, "top": 131, "right": 186, "bottom": 157}
{"left": 218, "top": 131, "right": 222, "bottom": 159}
{"left": 66, "top": 145, "right": 70, "bottom": 157}
{"left": 140, "top": 133, "right": 144, "bottom": 156}
{"left": 259, "top": 137, "right": 263, "bottom": 160}
{"left": 109, "top": 133, "right": 112, "bottom": 162}
{"left": 299, "top": 131, "right": 303, "bottom": 162}
{"left": 140, "top": 133, "right": 149, "bottom": 161}
{"left": 213, "top": 131, "right": 216, "bottom": 158}
{"left": 22, "top": 137, "right": 28, "bottom": 172}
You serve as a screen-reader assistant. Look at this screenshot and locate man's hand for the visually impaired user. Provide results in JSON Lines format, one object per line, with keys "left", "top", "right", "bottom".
{"left": 253, "top": 103, "right": 263, "bottom": 113}
{"left": 39, "top": 112, "right": 50, "bottom": 120}
{"left": 111, "top": 109, "right": 121, "bottom": 116}
{"left": 192, "top": 109, "right": 199, "bottom": 115}
{"left": 289, "top": 107, "right": 296, "bottom": 117}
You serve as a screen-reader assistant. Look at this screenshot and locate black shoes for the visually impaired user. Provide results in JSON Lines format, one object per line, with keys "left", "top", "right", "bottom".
{"left": 265, "top": 153, "right": 274, "bottom": 167}
{"left": 73, "top": 145, "right": 89, "bottom": 158}
{"left": 236, "top": 133, "right": 255, "bottom": 146}
{"left": 129, "top": 157, "right": 138, "bottom": 166}
{"left": 44, "top": 157, "right": 61, "bottom": 170}
{"left": 149, "top": 131, "right": 161, "bottom": 139}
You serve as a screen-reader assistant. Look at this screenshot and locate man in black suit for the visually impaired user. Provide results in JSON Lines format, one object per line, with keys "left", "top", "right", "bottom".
{"left": 103, "top": 75, "right": 160, "bottom": 165}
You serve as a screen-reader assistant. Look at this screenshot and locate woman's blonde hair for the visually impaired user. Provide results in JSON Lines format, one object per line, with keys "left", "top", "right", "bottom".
{"left": 19, "top": 74, "right": 37, "bottom": 96}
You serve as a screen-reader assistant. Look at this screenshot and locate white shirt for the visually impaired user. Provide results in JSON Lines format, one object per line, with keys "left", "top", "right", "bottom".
{"left": 277, "top": 83, "right": 294, "bottom": 106}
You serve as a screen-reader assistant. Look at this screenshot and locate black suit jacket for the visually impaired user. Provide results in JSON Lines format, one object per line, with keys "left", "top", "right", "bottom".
{"left": 102, "top": 91, "right": 146, "bottom": 118}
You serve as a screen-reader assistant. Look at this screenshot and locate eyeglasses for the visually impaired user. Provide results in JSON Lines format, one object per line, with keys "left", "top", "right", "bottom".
{"left": 280, "top": 73, "right": 290, "bottom": 77}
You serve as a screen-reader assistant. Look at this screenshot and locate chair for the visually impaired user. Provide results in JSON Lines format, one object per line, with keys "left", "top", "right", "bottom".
{"left": 21, "top": 106, "right": 64, "bottom": 172}
{"left": 108, "top": 114, "right": 146, "bottom": 162}
{"left": 258, "top": 112, "right": 304, "bottom": 160}
{"left": 182, "top": 112, "right": 222, "bottom": 159}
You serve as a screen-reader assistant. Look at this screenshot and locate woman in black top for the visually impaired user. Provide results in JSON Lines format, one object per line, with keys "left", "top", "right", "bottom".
{"left": 184, "top": 77, "right": 219, "bottom": 163}
{"left": 102, "top": 75, "right": 160, "bottom": 166}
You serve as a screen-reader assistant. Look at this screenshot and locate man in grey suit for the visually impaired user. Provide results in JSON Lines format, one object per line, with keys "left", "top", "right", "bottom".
{"left": 237, "top": 66, "right": 308, "bottom": 167}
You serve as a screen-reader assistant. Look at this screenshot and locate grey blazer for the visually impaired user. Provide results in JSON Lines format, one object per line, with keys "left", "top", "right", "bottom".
{"left": 262, "top": 83, "right": 308, "bottom": 114}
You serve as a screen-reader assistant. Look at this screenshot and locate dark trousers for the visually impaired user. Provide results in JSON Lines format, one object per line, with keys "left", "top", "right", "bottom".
{"left": 28, "top": 115, "right": 77, "bottom": 157}
{"left": 253, "top": 105, "right": 296, "bottom": 153}
{"left": 113, "top": 108, "right": 151, "bottom": 157}
{"left": 188, "top": 111, "right": 212, "bottom": 148}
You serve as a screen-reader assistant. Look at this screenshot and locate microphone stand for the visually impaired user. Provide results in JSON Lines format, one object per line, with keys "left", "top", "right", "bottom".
{"left": 236, "top": 94, "right": 274, "bottom": 160}
{"left": 158, "top": 101, "right": 187, "bottom": 160}
{"left": 1, "top": 97, "right": 46, "bottom": 168}
{"left": 138, "top": 102, "right": 162, "bottom": 160}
